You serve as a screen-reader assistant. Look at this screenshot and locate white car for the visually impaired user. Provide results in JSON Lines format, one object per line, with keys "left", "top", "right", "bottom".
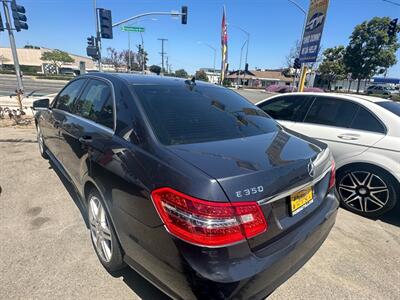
{"left": 257, "top": 93, "right": 400, "bottom": 217}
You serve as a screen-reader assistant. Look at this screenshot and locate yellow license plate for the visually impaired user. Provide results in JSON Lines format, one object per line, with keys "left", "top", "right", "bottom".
{"left": 290, "top": 186, "right": 313, "bottom": 216}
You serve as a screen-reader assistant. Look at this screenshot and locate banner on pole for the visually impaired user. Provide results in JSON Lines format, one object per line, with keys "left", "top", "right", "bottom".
{"left": 299, "top": 0, "right": 329, "bottom": 63}
{"left": 220, "top": 6, "right": 228, "bottom": 84}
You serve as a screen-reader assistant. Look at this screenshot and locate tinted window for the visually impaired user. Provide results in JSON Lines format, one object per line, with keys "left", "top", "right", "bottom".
{"left": 74, "top": 79, "right": 114, "bottom": 129}
{"left": 134, "top": 85, "right": 279, "bottom": 145}
{"left": 304, "top": 97, "right": 358, "bottom": 127}
{"left": 350, "top": 107, "right": 385, "bottom": 133}
{"left": 258, "top": 95, "right": 311, "bottom": 121}
{"left": 55, "top": 79, "right": 86, "bottom": 112}
{"left": 376, "top": 101, "right": 400, "bottom": 117}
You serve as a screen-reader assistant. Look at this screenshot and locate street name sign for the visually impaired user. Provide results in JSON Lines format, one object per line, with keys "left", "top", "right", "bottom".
{"left": 121, "top": 26, "right": 145, "bottom": 32}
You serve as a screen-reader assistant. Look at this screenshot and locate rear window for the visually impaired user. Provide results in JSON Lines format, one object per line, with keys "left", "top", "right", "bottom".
{"left": 376, "top": 101, "right": 400, "bottom": 117}
{"left": 133, "top": 84, "right": 279, "bottom": 145}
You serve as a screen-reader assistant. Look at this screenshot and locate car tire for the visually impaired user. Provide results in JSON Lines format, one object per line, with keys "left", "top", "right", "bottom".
{"left": 36, "top": 125, "right": 48, "bottom": 159}
{"left": 336, "top": 165, "right": 398, "bottom": 218}
{"left": 87, "top": 189, "right": 126, "bottom": 272}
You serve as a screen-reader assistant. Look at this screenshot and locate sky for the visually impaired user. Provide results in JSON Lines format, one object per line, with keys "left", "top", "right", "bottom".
{"left": 0, "top": 0, "right": 399, "bottom": 77}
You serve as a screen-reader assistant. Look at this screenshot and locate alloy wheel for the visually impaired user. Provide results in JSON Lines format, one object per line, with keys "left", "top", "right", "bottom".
{"left": 88, "top": 196, "right": 113, "bottom": 263}
{"left": 37, "top": 127, "right": 44, "bottom": 154}
{"left": 338, "top": 171, "right": 389, "bottom": 213}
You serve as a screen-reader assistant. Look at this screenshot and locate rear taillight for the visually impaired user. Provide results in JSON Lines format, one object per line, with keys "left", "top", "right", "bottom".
{"left": 329, "top": 160, "right": 336, "bottom": 189}
{"left": 151, "top": 187, "right": 267, "bottom": 247}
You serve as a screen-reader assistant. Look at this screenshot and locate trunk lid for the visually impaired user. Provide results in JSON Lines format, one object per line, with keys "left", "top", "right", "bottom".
{"left": 168, "top": 130, "right": 330, "bottom": 251}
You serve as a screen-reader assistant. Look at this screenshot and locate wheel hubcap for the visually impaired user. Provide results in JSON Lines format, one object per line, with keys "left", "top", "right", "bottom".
{"left": 88, "top": 196, "right": 113, "bottom": 262}
{"left": 338, "top": 171, "right": 389, "bottom": 213}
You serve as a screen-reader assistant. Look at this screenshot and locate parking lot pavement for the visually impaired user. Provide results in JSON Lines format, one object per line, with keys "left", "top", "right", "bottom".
{"left": 1, "top": 127, "right": 399, "bottom": 300}
{"left": 235, "top": 88, "right": 275, "bottom": 103}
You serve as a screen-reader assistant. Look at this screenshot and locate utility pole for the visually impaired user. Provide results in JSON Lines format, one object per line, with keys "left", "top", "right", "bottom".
{"left": 166, "top": 56, "right": 169, "bottom": 73}
{"left": 158, "top": 38, "right": 167, "bottom": 74}
{"left": 93, "top": 0, "right": 102, "bottom": 71}
{"left": 2, "top": 0, "right": 24, "bottom": 101}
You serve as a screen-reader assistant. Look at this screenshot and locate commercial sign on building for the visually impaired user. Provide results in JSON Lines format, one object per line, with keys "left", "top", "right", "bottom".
{"left": 299, "top": 0, "right": 329, "bottom": 63}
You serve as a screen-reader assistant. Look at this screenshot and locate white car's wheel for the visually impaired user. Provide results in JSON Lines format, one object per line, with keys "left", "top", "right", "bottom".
{"left": 336, "top": 165, "right": 398, "bottom": 218}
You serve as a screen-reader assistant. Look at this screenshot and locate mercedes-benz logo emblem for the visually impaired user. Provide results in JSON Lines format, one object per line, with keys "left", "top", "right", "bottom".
{"left": 308, "top": 159, "right": 315, "bottom": 178}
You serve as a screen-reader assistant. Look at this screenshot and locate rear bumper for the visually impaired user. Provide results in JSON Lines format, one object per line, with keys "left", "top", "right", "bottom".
{"left": 124, "top": 190, "right": 339, "bottom": 300}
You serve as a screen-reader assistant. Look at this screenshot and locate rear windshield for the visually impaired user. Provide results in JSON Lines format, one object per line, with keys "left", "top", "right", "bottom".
{"left": 376, "top": 101, "right": 400, "bottom": 117}
{"left": 133, "top": 84, "right": 279, "bottom": 145}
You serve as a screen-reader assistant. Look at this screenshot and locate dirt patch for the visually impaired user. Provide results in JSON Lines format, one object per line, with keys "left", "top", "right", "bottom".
{"left": 0, "top": 117, "right": 35, "bottom": 129}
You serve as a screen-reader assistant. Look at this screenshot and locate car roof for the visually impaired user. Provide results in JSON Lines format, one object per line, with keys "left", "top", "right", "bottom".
{"left": 81, "top": 72, "right": 216, "bottom": 88}
{"left": 263, "top": 92, "right": 391, "bottom": 104}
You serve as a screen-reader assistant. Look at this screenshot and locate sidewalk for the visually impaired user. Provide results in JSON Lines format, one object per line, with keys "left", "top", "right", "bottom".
{"left": 0, "top": 94, "right": 56, "bottom": 116}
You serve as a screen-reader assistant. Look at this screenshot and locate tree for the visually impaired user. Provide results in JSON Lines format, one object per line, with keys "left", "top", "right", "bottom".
{"left": 0, "top": 55, "right": 10, "bottom": 70}
{"left": 284, "top": 40, "right": 301, "bottom": 69}
{"left": 120, "top": 49, "right": 136, "bottom": 71}
{"left": 174, "top": 69, "right": 188, "bottom": 78}
{"left": 40, "top": 50, "right": 75, "bottom": 74}
{"left": 103, "top": 47, "right": 123, "bottom": 71}
{"left": 195, "top": 70, "right": 209, "bottom": 82}
{"left": 318, "top": 46, "right": 346, "bottom": 90}
{"left": 343, "top": 17, "right": 400, "bottom": 92}
{"left": 149, "top": 65, "right": 161, "bottom": 75}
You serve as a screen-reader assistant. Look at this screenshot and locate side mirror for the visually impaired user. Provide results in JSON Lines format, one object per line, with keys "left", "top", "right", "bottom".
{"left": 32, "top": 98, "right": 50, "bottom": 110}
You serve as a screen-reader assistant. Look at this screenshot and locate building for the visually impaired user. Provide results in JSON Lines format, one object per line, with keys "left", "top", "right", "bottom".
{"left": 226, "top": 69, "right": 292, "bottom": 88}
{"left": 199, "top": 68, "right": 220, "bottom": 84}
{"left": 0, "top": 46, "right": 96, "bottom": 74}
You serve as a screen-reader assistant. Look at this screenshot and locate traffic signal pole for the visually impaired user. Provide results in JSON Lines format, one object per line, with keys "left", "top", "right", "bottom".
{"left": 2, "top": 0, "right": 24, "bottom": 99}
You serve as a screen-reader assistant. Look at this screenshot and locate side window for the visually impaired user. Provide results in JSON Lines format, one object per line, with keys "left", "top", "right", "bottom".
{"left": 304, "top": 97, "right": 358, "bottom": 128}
{"left": 258, "top": 96, "right": 311, "bottom": 122}
{"left": 54, "top": 79, "right": 86, "bottom": 112}
{"left": 74, "top": 79, "right": 114, "bottom": 129}
{"left": 350, "top": 106, "right": 385, "bottom": 134}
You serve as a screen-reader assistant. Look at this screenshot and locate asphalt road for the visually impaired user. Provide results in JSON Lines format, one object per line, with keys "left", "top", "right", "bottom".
{"left": 0, "top": 74, "right": 270, "bottom": 103}
{"left": 0, "top": 74, "right": 67, "bottom": 96}
{"left": 0, "top": 127, "right": 399, "bottom": 300}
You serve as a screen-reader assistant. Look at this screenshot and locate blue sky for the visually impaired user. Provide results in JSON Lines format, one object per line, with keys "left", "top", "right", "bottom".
{"left": 0, "top": 0, "right": 399, "bottom": 76}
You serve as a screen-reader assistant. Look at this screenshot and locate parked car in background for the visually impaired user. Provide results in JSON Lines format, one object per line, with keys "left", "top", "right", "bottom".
{"left": 33, "top": 73, "right": 338, "bottom": 300}
{"left": 257, "top": 93, "right": 400, "bottom": 218}
{"left": 366, "top": 85, "right": 398, "bottom": 96}
{"left": 266, "top": 85, "right": 324, "bottom": 94}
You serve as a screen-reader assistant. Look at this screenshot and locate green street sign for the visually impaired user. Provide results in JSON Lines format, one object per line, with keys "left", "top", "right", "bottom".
{"left": 121, "top": 26, "right": 145, "bottom": 32}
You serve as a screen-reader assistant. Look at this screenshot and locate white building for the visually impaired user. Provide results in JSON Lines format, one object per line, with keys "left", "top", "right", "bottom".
{"left": 200, "top": 68, "right": 220, "bottom": 84}
{"left": 0, "top": 46, "right": 96, "bottom": 74}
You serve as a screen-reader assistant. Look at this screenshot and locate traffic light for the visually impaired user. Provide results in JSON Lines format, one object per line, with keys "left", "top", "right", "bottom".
{"left": 11, "top": 0, "right": 28, "bottom": 32}
{"left": 0, "top": 12, "right": 4, "bottom": 32}
{"left": 87, "top": 36, "right": 95, "bottom": 47}
{"left": 388, "top": 18, "right": 398, "bottom": 38}
{"left": 181, "top": 6, "right": 188, "bottom": 25}
{"left": 293, "top": 58, "right": 301, "bottom": 69}
{"left": 245, "top": 63, "right": 249, "bottom": 72}
{"left": 98, "top": 8, "right": 113, "bottom": 39}
{"left": 86, "top": 36, "right": 99, "bottom": 60}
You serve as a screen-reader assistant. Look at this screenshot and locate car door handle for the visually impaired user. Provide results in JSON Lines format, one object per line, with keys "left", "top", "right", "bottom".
{"left": 337, "top": 133, "right": 360, "bottom": 141}
{"left": 79, "top": 136, "right": 93, "bottom": 145}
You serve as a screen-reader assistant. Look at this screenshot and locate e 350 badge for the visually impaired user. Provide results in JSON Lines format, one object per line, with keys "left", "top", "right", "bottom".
{"left": 235, "top": 186, "right": 264, "bottom": 198}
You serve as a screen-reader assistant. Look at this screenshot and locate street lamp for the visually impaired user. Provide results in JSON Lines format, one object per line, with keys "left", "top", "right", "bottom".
{"left": 197, "top": 41, "right": 217, "bottom": 82}
{"left": 287, "top": 0, "right": 307, "bottom": 91}
{"left": 238, "top": 40, "right": 247, "bottom": 85}
{"left": 229, "top": 24, "right": 250, "bottom": 82}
